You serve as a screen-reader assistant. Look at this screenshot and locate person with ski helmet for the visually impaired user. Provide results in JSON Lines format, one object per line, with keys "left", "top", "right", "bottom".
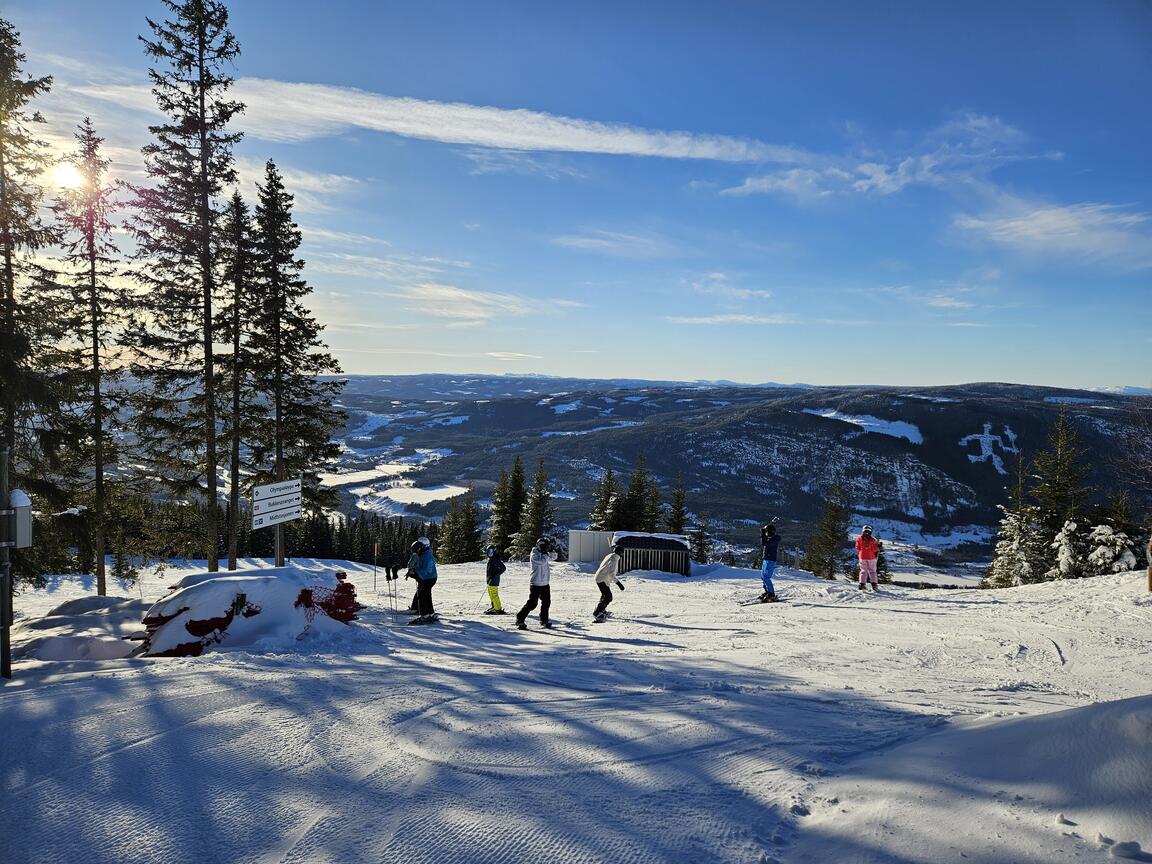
{"left": 408, "top": 537, "right": 439, "bottom": 622}
{"left": 516, "top": 537, "right": 557, "bottom": 630}
{"left": 855, "top": 525, "right": 881, "bottom": 591}
{"left": 484, "top": 545, "right": 507, "bottom": 614}
{"left": 592, "top": 542, "right": 626, "bottom": 622}
{"left": 759, "top": 523, "right": 780, "bottom": 602}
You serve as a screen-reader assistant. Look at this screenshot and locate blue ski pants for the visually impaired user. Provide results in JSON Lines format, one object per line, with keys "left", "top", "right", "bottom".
{"left": 761, "top": 560, "right": 778, "bottom": 593}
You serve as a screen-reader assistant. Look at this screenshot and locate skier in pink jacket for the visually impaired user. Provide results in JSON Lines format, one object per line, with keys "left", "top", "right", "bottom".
{"left": 855, "top": 526, "right": 881, "bottom": 591}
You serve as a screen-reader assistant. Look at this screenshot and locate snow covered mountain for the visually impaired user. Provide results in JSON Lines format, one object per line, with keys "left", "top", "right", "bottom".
{"left": 326, "top": 376, "right": 1146, "bottom": 545}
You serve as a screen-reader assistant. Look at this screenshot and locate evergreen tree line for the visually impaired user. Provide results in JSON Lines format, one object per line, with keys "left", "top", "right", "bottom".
{"left": 586, "top": 453, "right": 689, "bottom": 535}
{"left": 436, "top": 455, "right": 566, "bottom": 565}
{"left": 17, "top": 498, "right": 441, "bottom": 586}
{"left": 0, "top": 5, "right": 345, "bottom": 591}
{"left": 987, "top": 409, "right": 1143, "bottom": 587}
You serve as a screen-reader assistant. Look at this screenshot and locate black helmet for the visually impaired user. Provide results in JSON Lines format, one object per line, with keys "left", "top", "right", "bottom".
{"left": 763, "top": 524, "right": 776, "bottom": 536}
{"left": 411, "top": 541, "right": 424, "bottom": 553}
{"left": 537, "top": 538, "right": 549, "bottom": 549}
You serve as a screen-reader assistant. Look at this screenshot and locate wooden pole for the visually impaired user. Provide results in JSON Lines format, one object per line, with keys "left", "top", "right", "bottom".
{"left": 1146, "top": 536, "right": 1151, "bottom": 593}
{"left": 1, "top": 448, "right": 12, "bottom": 678}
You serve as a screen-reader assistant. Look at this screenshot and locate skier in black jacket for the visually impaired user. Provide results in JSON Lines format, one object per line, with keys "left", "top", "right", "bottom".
{"left": 484, "top": 545, "right": 507, "bottom": 614}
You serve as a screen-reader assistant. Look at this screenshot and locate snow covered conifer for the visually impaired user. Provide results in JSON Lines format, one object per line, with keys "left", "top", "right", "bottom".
{"left": 124, "top": 0, "right": 244, "bottom": 570}
{"left": 1086, "top": 524, "right": 1137, "bottom": 575}
{"left": 439, "top": 493, "right": 483, "bottom": 565}
{"left": 665, "top": 475, "right": 687, "bottom": 534}
{"left": 587, "top": 467, "right": 616, "bottom": 531}
{"left": 987, "top": 504, "right": 1047, "bottom": 587}
{"left": 1045, "top": 520, "right": 1086, "bottom": 580}
{"left": 689, "top": 515, "right": 713, "bottom": 564}
{"left": 802, "top": 482, "right": 850, "bottom": 579}
{"left": 486, "top": 466, "right": 512, "bottom": 550}
{"left": 1030, "top": 407, "right": 1092, "bottom": 558}
{"left": 504, "top": 455, "right": 527, "bottom": 547}
{"left": 511, "top": 459, "right": 557, "bottom": 560}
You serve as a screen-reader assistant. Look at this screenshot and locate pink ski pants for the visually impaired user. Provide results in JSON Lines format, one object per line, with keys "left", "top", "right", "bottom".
{"left": 859, "top": 558, "right": 878, "bottom": 584}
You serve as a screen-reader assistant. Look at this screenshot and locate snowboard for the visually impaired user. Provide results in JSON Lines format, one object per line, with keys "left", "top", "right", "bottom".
{"left": 407, "top": 614, "right": 440, "bottom": 626}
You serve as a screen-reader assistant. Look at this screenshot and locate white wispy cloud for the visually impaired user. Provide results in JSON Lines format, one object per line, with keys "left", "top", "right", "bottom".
{"left": 76, "top": 77, "right": 811, "bottom": 164}
{"left": 551, "top": 228, "right": 683, "bottom": 258}
{"left": 488, "top": 351, "right": 543, "bottom": 360}
{"left": 461, "top": 148, "right": 585, "bottom": 179}
{"left": 954, "top": 199, "right": 1152, "bottom": 269}
{"left": 388, "top": 283, "right": 579, "bottom": 326}
{"left": 308, "top": 251, "right": 461, "bottom": 283}
{"left": 689, "top": 272, "right": 773, "bottom": 300}
{"left": 664, "top": 313, "right": 795, "bottom": 325}
{"left": 233, "top": 157, "right": 361, "bottom": 214}
{"left": 721, "top": 168, "right": 851, "bottom": 201}
{"left": 721, "top": 112, "right": 1043, "bottom": 201}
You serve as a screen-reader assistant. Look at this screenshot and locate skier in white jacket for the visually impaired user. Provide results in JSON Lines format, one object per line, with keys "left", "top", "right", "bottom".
{"left": 516, "top": 538, "right": 558, "bottom": 630}
{"left": 592, "top": 544, "right": 625, "bottom": 623}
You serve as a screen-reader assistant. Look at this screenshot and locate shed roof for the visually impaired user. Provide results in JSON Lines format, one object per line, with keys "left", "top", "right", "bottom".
{"left": 611, "top": 531, "right": 690, "bottom": 551}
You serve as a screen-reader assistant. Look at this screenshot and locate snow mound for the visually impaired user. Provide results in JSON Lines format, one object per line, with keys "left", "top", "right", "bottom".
{"left": 142, "top": 566, "right": 362, "bottom": 657}
{"left": 797, "top": 694, "right": 1152, "bottom": 863}
{"left": 10, "top": 596, "right": 150, "bottom": 662}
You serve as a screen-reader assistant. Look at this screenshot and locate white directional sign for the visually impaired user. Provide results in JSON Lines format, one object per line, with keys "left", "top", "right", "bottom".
{"left": 252, "top": 478, "right": 303, "bottom": 530}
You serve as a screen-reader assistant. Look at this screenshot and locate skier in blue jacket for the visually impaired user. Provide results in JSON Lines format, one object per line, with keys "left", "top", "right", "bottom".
{"left": 759, "top": 524, "right": 780, "bottom": 602}
{"left": 408, "top": 538, "right": 439, "bottom": 623}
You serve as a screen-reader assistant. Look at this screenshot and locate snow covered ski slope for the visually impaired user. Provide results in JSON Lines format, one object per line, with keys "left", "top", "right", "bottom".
{"left": 2, "top": 559, "right": 1150, "bottom": 864}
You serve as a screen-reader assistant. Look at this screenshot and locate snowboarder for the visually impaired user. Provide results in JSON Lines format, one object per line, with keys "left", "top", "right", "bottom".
{"left": 408, "top": 537, "right": 439, "bottom": 623}
{"left": 484, "top": 545, "right": 507, "bottom": 614}
{"left": 592, "top": 543, "right": 626, "bottom": 622}
{"left": 759, "top": 523, "right": 780, "bottom": 602}
{"left": 516, "top": 538, "right": 557, "bottom": 630}
{"left": 855, "top": 526, "right": 881, "bottom": 591}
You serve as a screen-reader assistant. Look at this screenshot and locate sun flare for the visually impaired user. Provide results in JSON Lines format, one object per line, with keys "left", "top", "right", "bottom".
{"left": 52, "top": 162, "right": 86, "bottom": 190}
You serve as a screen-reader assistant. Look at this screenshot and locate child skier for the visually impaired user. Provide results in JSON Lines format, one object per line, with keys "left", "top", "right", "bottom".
{"left": 592, "top": 543, "right": 626, "bottom": 623}
{"left": 759, "top": 523, "right": 780, "bottom": 602}
{"left": 484, "top": 545, "right": 507, "bottom": 614}
{"left": 855, "top": 525, "right": 881, "bottom": 591}
{"left": 516, "top": 538, "right": 557, "bottom": 630}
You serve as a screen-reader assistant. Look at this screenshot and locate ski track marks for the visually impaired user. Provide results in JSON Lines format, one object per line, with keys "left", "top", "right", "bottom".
{"left": 2, "top": 563, "right": 1150, "bottom": 863}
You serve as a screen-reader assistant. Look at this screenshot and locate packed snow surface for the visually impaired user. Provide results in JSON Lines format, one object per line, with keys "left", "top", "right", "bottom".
{"left": 802, "top": 408, "right": 924, "bottom": 444}
{"left": 3, "top": 560, "right": 1150, "bottom": 864}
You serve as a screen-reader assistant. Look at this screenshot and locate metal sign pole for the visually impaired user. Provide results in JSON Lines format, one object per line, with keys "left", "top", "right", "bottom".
{"left": 1, "top": 448, "right": 12, "bottom": 679}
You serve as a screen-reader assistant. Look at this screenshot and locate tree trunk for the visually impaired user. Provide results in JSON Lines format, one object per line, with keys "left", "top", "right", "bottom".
{"left": 197, "top": 23, "right": 219, "bottom": 571}
{"left": 88, "top": 206, "right": 106, "bottom": 594}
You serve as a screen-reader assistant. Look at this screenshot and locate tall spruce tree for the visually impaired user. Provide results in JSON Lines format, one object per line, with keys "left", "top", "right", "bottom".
{"left": 247, "top": 160, "right": 345, "bottom": 517}
{"left": 217, "top": 191, "right": 254, "bottom": 570}
{"left": 665, "top": 475, "right": 687, "bottom": 534}
{"left": 504, "top": 455, "right": 527, "bottom": 547}
{"left": 1030, "top": 407, "right": 1092, "bottom": 553}
{"left": 512, "top": 459, "right": 557, "bottom": 559}
{"left": 987, "top": 458, "right": 1048, "bottom": 588}
{"left": 802, "top": 482, "right": 850, "bottom": 579}
{"left": 689, "top": 515, "right": 713, "bottom": 564}
{"left": 616, "top": 451, "right": 651, "bottom": 531}
{"left": 0, "top": 19, "right": 66, "bottom": 505}
{"left": 439, "top": 492, "right": 483, "bottom": 564}
{"left": 587, "top": 467, "right": 616, "bottom": 531}
{"left": 49, "top": 118, "right": 125, "bottom": 593}
{"left": 126, "top": 0, "right": 243, "bottom": 570}
{"left": 486, "top": 467, "right": 512, "bottom": 551}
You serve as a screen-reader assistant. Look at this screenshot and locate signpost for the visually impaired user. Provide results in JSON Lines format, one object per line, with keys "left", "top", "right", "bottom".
{"left": 252, "top": 478, "right": 302, "bottom": 566}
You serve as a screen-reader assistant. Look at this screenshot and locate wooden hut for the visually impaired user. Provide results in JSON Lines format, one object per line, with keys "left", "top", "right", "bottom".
{"left": 611, "top": 532, "right": 691, "bottom": 577}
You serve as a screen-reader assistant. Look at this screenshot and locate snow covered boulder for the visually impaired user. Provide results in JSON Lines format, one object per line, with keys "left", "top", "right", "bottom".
{"left": 141, "top": 566, "right": 363, "bottom": 657}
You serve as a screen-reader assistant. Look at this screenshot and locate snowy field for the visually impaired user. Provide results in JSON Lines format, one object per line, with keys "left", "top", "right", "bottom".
{"left": 2, "top": 559, "right": 1151, "bottom": 864}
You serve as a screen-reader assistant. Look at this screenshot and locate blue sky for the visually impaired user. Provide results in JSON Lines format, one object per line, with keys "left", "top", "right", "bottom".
{"left": 14, "top": 0, "right": 1152, "bottom": 387}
